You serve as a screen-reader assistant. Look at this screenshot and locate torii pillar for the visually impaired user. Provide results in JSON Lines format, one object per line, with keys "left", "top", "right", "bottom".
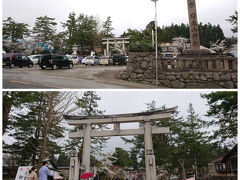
{"left": 187, "top": 0, "right": 200, "bottom": 50}
{"left": 82, "top": 123, "right": 91, "bottom": 173}
{"left": 144, "top": 119, "right": 157, "bottom": 180}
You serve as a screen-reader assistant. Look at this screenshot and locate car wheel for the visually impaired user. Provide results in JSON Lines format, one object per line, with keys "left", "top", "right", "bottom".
{"left": 52, "top": 64, "right": 57, "bottom": 70}
{"left": 41, "top": 66, "right": 46, "bottom": 70}
{"left": 28, "top": 64, "right": 33, "bottom": 68}
{"left": 10, "top": 63, "right": 15, "bottom": 68}
{"left": 68, "top": 64, "right": 73, "bottom": 69}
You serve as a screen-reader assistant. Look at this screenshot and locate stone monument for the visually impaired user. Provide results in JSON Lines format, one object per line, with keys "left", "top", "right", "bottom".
{"left": 182, "top": 0, "right": 211, "bottom": 55}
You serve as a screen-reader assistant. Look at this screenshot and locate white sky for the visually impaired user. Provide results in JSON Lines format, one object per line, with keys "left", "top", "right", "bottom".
{"left": 3, "top": 0, "right": 238, "bottom": 38}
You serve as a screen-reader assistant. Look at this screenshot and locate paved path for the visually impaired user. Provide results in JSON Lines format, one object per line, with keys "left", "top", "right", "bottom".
{"left": 3, "top": 65, "right": 158, "bottom": 89}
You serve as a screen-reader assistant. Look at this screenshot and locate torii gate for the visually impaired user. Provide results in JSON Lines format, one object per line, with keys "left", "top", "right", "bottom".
{"left": 102, "top": 37, "right": 130, "bottom": 56}
{"left": 65, "top": 108, "right": 175, "bottom": 180}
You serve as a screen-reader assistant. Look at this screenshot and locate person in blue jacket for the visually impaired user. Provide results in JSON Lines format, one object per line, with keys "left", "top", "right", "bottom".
{"left": 39, "top": 160, "right": 53, "bottom": 180}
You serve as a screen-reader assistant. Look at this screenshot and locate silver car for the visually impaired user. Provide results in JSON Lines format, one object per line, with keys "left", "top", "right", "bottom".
{"left": 28, "top": 54, "right": 42, "bottom": 64}
{"left": 85, "top": 56, "right": 100, "bottom": 66}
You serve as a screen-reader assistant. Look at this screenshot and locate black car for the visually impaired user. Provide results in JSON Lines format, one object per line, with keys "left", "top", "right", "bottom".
{"left": 3, "top": 53, "right": 33, "bottom": 68}
{"left": 112, "top": 54, "right": 127, "bottom": 65}
{"left": 39, "top": 54, "right": 73, "bottom": 70}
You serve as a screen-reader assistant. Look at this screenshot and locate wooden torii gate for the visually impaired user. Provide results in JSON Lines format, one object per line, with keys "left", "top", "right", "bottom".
{"left": 65, "top": 107, "right": 176, "bottom": 180}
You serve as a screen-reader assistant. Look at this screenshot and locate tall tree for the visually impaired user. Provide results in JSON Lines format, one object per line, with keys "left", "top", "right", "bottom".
{"left": 37, "top": 92, "right": 76, "bottom": 169}
{"left": 3, "top": 17, "right": 30, "bottom": 42}
{"left": 3, "top": 92, "right": 77, "bottom": 168}
{"left": 102, "top": 16, "right": 114, "bottom": 37}
{"left": 62, "top": 12, "right": 78, "bottom": 51}
{"left": 65, "top": 92, "right": 109, "bottom": 158}
{"left": 201, "top": 91, "right": 237, "bottom": 148}
{"left": 226, "top": 11, "right": 238, "bottom": 33}
{"left": 32, "top": 16, "right": 57, "bottom": 47}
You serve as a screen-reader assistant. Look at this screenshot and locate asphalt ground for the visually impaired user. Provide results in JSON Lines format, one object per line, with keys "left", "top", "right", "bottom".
{"left": 3, "top": 64, "right": 158, "bottom": 89}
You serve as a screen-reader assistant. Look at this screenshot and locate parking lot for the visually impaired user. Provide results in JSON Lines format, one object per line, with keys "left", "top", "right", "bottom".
{"left": 3, "top": 64, "right": 157, "bottom": 89}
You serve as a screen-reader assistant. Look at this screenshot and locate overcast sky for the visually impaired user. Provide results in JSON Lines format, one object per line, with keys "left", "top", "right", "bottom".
{"left": 3, "top": 0, "right": 238, "bottom": 38}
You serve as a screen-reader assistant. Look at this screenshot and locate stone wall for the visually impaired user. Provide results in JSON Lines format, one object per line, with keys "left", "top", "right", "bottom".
{"left": 120, "top": 52, "right": 238, "bottom": 89}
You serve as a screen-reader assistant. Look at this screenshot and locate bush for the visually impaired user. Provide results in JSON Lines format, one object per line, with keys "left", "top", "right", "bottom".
{"left": 128, "top": 41, "right": 161, "bottom": 52}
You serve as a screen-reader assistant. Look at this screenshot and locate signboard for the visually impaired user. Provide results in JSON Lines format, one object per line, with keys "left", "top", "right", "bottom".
{"left": 15, "top": 166, "right": 32, "bottom": 180}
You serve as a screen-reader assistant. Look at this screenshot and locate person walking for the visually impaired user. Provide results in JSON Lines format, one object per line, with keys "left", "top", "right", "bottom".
{"left": 87, "top": 175, "right": 93, "bottom": 180}
{"left": 93, "top": 173, "right": 99, "bottom": 180}
{"left": 27, "top": 167, "right": 38, "bottom": 180}
{"left": 115, "top": 175, "right": 120, "bottom": 180}
{"left": 39, "top": 161, "right": 54, "bottom": 180}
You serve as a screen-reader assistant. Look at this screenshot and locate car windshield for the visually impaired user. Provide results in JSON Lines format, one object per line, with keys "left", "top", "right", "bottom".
{"left": 87, "top": 56, "right": 94, "bottom": 59}
{"left": 33, "top": 56, "right": 41, "bottom": 59}
{"left": 22, "top": 56, "right": 29, "bottom": 60}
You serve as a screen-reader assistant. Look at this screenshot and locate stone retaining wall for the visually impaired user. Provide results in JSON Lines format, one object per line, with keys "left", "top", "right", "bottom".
{"left": 120, "top": 52, "right": 238, "bottom": 89}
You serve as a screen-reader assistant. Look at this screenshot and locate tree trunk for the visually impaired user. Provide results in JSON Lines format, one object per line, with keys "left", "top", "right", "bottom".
{"left": 179, "top": 159, "right": 186, "bottom": 180}
{"left": 38, "top": 124, "right": 50, "bottom": 170}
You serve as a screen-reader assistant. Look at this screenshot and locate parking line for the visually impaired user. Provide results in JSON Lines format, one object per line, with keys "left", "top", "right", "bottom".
{"left": 10, "top": 80, "right": 30, "bottom": 84}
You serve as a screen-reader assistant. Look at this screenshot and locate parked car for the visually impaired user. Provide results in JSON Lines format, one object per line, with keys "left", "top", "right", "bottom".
{"left": 39, "top": 54, "right": 73, "bottom": 70}
{"left": 71, "top": 55, "right": 79, "bottom": 65}
{"left": 112, "top": 54, "right": 127, "bottom": 65}
{"left": 3, "top": 53, "right": 33, "bottom": 68}
{"left": 28, "top": 54, "right": 42, "bottom": 64}
{"left": 99, "top": 56, "right": 112, "bottom": 65}
{"left": 66, "top": 55, "right": 73, "bottom": 61}
{"left": 78, "top": 56, "right": 83, "bottom": 64}
{"left": 85, "top": 56, "right": 100, "bottom": 66}
{"left": 81, "top": 57, "right": 88, "bottom": 64}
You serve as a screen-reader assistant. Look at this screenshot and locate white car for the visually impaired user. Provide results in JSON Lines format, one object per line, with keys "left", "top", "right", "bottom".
{"left": 85, "top": 56, "right": 100, "bottom": 66}
{"left": 81, "top": 57, "right": 87, "bottom": 64}
{"left": 99, "top": 56, "right": 112, "bottom": 65}
{"left": 28, "top": 54, "right": 42, "bottom": 64}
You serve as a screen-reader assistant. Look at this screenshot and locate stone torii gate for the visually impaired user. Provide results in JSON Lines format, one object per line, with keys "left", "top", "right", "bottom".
{"left": 102, "top": 37, "right": 130, "bottom": 56}
{"left": 65, "top": 108, "right": 175, "bottom": 180}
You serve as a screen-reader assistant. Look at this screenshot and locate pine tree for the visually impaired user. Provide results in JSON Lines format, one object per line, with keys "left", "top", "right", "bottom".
{"left": 65, "top": 91, "right": 109, "bottom": 158}
{"left": 102, "top": 16, "right": 114, "bottom": 38}
{"left": 3, "top": 17, "right": 30, "bottom": 42}
{"left": 32, "top": 16, "right": 57, "bottom": 48}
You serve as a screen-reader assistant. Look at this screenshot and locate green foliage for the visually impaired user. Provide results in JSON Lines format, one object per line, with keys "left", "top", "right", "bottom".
{"left": 3, "top": 17, "right": 30, "bottom": 42}
{"left": 201, "top": 92, "right": 237, "bottom": 148}
{"left": 102, "top": 16, "right": 114, "bottom": 37}
{"left": 51, "top": 32, "right": 67, "bottom": 53}
{"left": 65, "top": 91, "right": 109, "bottom": 155}
{"left": 122, "top": 22, "right": 225, "bottom": 49}
{"left": 32, "top": 16, "right": 57, "bottom": 46}
{"left": 112, "top": 147, "right": 132, "bottom": 167}
{"left": 122, "top": 101, "right": 217, "bottom": 176}
{"left": 226, "top": 11, "right": 238, "bottom": 33}
{"left": 128, "top": 41, "right": 157, "bottom": 52}
{"left": 3, "top": 92, "right": 75, "bottom": 167}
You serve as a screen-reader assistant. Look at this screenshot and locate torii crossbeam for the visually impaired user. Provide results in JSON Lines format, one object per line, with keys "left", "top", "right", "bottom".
{"left": 64, "top": 107, "right": 176, "bottom": 180}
